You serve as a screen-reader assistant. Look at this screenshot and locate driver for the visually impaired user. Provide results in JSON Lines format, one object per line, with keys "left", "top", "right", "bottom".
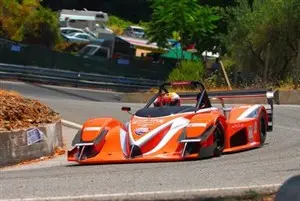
{"left": 153, "top": 92, "right": 181, "bottom": 107}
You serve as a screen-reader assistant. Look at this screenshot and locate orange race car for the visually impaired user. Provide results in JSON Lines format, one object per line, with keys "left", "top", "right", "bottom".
{"left": 67, "top": 81, "right": 279, "bottom": 164}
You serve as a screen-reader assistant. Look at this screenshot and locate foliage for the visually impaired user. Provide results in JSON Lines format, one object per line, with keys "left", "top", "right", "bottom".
{"left": 0, "top": 0, "right": 61, "bottom": 48}
{"left": 223, "top": 0, "right": 300, "bottom": 86}
{"left": 146, "top": 0, "right": 221, "bottom": 55}
{"left": 0, "top": 0, "right": 39, "bottom": 39}
{"left": 107, "top": 15, "right": 133, "bottom": 30}
{"left": 168, "top": 60, "right": 205, "bottom": 82}
{"left": 17, "top": 7, "right": 61, "bottom": 48}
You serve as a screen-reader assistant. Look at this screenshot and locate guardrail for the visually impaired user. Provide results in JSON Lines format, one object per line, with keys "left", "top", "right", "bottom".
{"left": 0, "top": 63, "right": 164, "bottom": 91}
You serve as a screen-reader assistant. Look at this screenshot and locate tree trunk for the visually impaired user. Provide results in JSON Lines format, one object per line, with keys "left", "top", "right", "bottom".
{"left": 220, "top": 60, "right": 232, "bottom": 90}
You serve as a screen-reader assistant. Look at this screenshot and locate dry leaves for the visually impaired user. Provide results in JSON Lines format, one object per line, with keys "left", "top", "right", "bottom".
{"left": 0, "top": 90, "right": 60, "bottom": 131}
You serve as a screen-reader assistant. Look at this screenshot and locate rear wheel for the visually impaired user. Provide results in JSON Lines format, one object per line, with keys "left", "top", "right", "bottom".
{"left": 259, "top": 114, "right": 267, "bottom": 145}
{"left": 213, "top": 121, "right": 225, "bottom": 157}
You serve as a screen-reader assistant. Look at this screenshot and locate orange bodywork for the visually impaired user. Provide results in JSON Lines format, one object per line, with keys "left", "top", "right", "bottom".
{"left": 67, "top": 104, "right": 270, "bottom": 165}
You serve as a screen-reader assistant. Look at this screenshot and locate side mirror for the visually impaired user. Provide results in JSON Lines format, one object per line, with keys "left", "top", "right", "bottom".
{"left": 121, "top": 107, "right": 131, "bottom": 112}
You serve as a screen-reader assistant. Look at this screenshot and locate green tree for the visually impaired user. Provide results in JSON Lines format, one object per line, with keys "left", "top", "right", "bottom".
{"left": 0, "top": 0, "right": 61, "bottom": 48}
{"left": 146, "top": 0, "right": 221, "bottom": 54}
{"left": 0, "top": 0, "right": 35, "bottom": 39}
{"left": 223, "top": 0, "right": 300, "bottom": 86}
{"left": 17, "top": 7, "right": 61, "bottom": 48}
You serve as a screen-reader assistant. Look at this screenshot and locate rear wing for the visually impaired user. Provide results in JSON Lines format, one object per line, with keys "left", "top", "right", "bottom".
{"left": 207, "top": 89, "right": 280, "bottom": 105}
{"left": 179, "top": 89, "right": 279, "bottom": 132}
{"left": 178, "top": 89, "right": 279, "bottom": 105}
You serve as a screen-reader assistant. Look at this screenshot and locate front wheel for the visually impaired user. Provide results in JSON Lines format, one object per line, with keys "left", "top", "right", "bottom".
{"left": 213, "top": 121, "right": 225, "bottom": 157}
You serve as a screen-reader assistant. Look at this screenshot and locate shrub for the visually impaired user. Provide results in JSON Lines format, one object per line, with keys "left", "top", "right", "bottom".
{"left": 0, "top": 0, "right": 41, "bottom": 40}
{"left": 168, "top": 60, "right": 205, "bottom": 82}
{"left": 107, "top": 15, "right": 148, "bottom": 35}
{"left": 107, "top": 15, "right": 133, "bottom": 34}
{"left": 15, "top": 7, "right": 61, "bottom": 48}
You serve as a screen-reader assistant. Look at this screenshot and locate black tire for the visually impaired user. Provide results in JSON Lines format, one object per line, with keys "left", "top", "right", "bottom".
{"left": 213, "top": 121, "right": 225, "bottom": 157}
{"left": 259, "top": 114, "right": 267, "bottom": 145}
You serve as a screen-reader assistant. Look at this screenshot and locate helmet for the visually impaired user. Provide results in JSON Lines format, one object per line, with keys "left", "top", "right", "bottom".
{"left": 153, "top": 92, "right": 181, "bottom": 107}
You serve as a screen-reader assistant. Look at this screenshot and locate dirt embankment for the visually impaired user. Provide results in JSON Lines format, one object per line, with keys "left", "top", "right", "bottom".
{"left": 0, "top": 90, "right": 60, "bottom": 131}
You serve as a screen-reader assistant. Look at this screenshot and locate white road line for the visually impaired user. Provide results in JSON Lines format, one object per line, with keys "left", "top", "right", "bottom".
{"left": 61, "top": 119, "right": 82, "bottom": 129}
{"left": 0, "top": 184, "right": 282, "bottom": 201}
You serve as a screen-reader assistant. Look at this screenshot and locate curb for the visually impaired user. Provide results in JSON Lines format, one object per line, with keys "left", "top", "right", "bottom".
{"left": 61, "top": 119, "right": 82, "bottom": 130}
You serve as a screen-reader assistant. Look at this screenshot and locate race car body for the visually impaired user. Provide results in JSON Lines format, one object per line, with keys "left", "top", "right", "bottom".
{"left": 67, "top": 81, "right": 279, "bottom": 164}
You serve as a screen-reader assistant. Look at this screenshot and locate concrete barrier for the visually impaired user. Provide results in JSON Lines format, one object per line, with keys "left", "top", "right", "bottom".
{"left": 120, "top": 90, "right": 300, "bottom": 105}
{"left": 0, "top": 119, "right": 63, "bottom": 167}
{"left": 278, "top": 90, "right": 300, "bottom": 104}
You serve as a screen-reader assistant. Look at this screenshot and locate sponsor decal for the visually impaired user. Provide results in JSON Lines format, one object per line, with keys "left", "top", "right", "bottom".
{"left": 26, "top": 128, "right": 44, "bottom": 145}
{"left": 132, "top": 118, "right": 164, "bottom": 125}
{"left": 135, "top": 127, "right": 149, "bottom": 135}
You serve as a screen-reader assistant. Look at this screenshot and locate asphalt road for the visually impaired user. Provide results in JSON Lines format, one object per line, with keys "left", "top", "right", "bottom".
{"left": 1, "top": 81, "right": 300, "bottom": 200}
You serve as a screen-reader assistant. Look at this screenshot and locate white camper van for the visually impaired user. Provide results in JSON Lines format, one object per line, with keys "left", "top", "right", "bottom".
{"left": 59, "top": 9, "right": 113, "bottom": 35}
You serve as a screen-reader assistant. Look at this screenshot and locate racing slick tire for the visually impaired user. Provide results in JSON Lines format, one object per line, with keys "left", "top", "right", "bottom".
{"left": 259, "top": 113, "right": 267, "bottom": 145}
{"left": 213, "top": 121, "right": 225, "bottom": 157}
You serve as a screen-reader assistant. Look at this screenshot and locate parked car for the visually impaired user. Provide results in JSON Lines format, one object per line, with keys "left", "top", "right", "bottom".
{"left": 122, "top": 26, "right": 145, "bottom": 38}
{"left": 60, "top": 27, "right": 85, "bottom": 35}
{"left": 63, "top": 32, "right": 104, "bottom": 43}
{"left": 60, "top": 27, "right": 98, "bottom": 38}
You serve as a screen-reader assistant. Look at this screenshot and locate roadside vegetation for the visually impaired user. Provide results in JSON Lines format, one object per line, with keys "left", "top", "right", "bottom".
{"left": 168, "top": 60, "right": 205, "bottom": 82}
{"left": 145, "top": 0, "right": 300, "bottom": 90}
{"left": 222, "top": 0, "right": 300, "bottom": 89}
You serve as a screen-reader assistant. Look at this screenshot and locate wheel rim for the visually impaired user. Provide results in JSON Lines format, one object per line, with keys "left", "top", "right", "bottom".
{"left": 214, "top": 125, "right": 224, "bottom": 151}
{"left": 260, "top": 117, "right": 266, "bottom": 144}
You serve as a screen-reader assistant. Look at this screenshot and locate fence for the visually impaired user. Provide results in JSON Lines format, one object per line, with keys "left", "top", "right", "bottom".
{"left": 0, "top": 62, "right": 163, "bottom": 91}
